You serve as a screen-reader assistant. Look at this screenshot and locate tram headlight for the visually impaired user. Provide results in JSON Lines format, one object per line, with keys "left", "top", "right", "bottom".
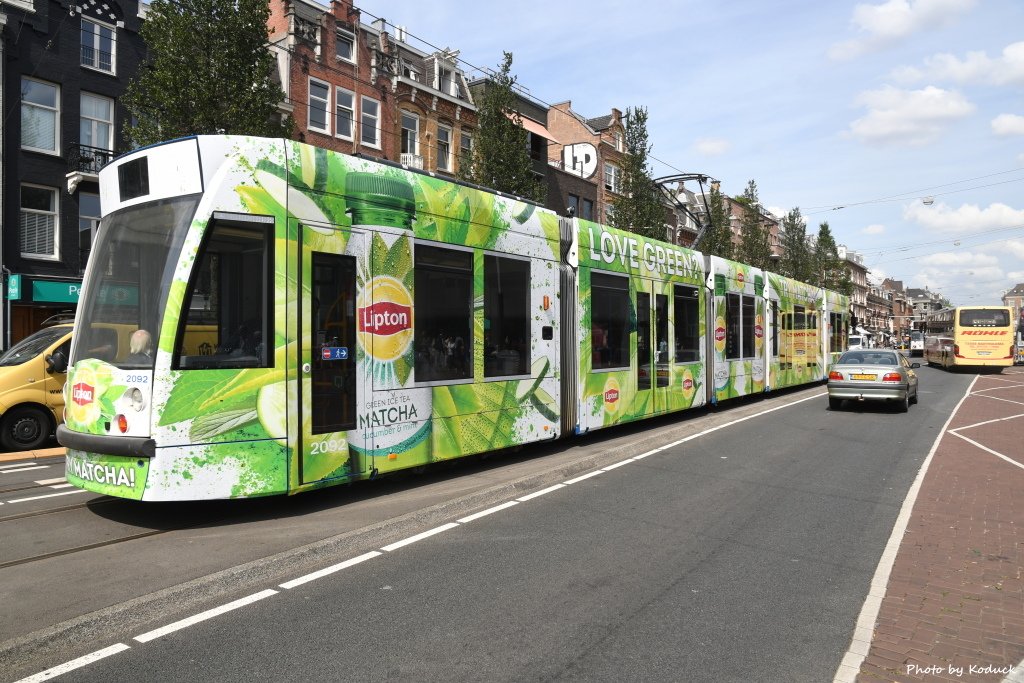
{"left": 126, "top": 387, "right": 146, "bottom": 412}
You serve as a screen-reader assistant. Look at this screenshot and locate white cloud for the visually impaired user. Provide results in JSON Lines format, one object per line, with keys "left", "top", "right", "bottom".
{"left": 992, "top": 114, "right": 1024, "bottom": 137}
{"left": 995, "top": 240, "right": 1024, "bottom": 261}
{"left": 862, "top": 224, "right": 886, "bottom": 235}
{"left": 847, "top": 86, "right": 974, "bottom": 145}
{"left": 829, "top": 0, "right": 978, "bottom": 60}
{"left": 903, "top": 201, "right": 1024, "bottom": 234}
{"left": 693, "top": 137, "right": 730, "bottom": 157}
{"left": 890, "top": 42, "right": 1024, "bottom": 86}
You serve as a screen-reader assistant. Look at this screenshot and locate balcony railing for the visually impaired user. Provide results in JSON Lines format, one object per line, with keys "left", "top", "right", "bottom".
{"left": 400, "top": 153, "right": 423, "bottom": 169}
{"left": 68, "top": 143, "right": 115, "bottom": 175}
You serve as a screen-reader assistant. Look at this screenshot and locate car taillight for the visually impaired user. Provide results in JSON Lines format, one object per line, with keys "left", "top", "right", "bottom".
{"left": 116, "top": 414, "right": 129, "bottom": 433}
{"left": 881, "top": 372, "right": 902, "bottom": 382}
{"left": 953, "top": 344, "right": 962, "bottom": 358}
{"left": 829, "top": 370, "right": 844, "bottom": 380}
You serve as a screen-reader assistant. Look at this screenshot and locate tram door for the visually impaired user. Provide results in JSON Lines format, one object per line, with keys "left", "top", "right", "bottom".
{"left": 299, "top": 226, "right": 366, "bottom": 484}
{"left": 636, "top": 283, "right": 670, "bottom": 415}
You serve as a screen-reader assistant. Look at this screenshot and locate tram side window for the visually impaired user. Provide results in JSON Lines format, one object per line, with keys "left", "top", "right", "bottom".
{"left": 175, "top": 219, "right": 272, "bottom": 369}
{"left": 415, "top": 245, "right": 472, "bottom": 382}
{"left": 484, "top": 254, "right": 529, "bottom": 378}
{"left": 830, "top": 312, "right": 844, "bottom": 350}
{"left": 591, "top": 271, "right": 629, "bottom": 370}
{"left": 673, "top": 285, "right": 699, "bottom": 363}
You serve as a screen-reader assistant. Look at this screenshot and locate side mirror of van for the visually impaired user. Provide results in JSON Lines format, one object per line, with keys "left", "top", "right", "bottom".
{"left": 46, "top": 351, "right": 69, "bottom": 374}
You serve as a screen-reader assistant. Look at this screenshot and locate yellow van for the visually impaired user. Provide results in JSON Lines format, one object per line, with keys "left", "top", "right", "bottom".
{"left": 0, "top": 320, "right": 73, "bottom": 451}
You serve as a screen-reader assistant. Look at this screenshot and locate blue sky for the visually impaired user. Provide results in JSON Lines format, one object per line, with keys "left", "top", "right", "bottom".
{"left": 359, "top": 0, "right": 1024, "bottom": 306}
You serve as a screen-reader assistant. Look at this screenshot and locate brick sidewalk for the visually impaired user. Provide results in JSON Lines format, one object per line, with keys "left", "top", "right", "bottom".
{"left": 849, "top": 368, "right": 1024, "bottom": 682}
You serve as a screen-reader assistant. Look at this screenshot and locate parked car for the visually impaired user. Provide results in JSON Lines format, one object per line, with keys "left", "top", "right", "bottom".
{"left": 0, "top": 320, "right": 73, "bottom": 451}
{"left": 827, "top": 349, "right": 920, "bottom": 412}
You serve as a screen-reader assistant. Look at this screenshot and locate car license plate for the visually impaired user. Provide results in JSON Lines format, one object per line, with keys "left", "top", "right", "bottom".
{"left": 851, "top": 373, "right": 876, "bottom": 380}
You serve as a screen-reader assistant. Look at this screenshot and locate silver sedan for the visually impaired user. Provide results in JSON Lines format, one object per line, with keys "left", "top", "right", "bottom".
{"left": 827, "top": 350, "right": 920, "bottom": 412}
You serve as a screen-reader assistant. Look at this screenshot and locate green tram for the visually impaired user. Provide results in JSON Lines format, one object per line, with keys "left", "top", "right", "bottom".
{"left": 57, "top": 136, "right": 848, "bottom": 500}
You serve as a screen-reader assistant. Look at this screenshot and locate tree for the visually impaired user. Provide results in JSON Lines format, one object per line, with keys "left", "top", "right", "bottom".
{"left": 122, "top": 0, "right": 291, "bottom": 147}
{"left": 697, "top": 182, "right": 733, "bottom": 259}
{"left": 813, "top": 221, "right": 846, "bottom": 290}
{"left": 610, "top": 107, "right": 666, "bottom": 239}
{"left": 735, "top": 179, "right": 773, "bottom": 271}
{"left": 779, "top": 207, "right": 813, "bottom": 281}
{"left": 458, "top": 52, "right": 543, "bottom": 202}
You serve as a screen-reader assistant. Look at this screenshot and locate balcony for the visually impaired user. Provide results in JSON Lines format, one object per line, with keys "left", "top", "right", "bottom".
{"left": 400, "top": 153, "right": 423, "bottom": 169}
{"left": 66, "top": 143, "right": 115, "bottom": 193}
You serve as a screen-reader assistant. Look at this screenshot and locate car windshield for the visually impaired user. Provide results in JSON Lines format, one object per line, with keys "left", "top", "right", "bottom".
{"left": 0, "top": 326, "right": 69, "bottom": 367}
{"left": 841, "top": 351, "right": 897, "bottom": 365}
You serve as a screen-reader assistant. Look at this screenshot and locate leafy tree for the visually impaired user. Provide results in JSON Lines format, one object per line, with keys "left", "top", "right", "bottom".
{"left": 459, "top": 52, "right": 543, "bottom": 202}
{"left": 610, "top": 107, "right": 666, "bottom": 239}
{"left": 813, "top": 221, "right": 845, "bottom": 290}
{"left": 779, "top": 207, "right": 813, "bottom": 281}
{"left": 697, "top": 182, "right": 733, "bottom": 259}
{"left": 122, "top": 0, "right": 291, "bottom": 147}
{"left": 735, "top": 179, "right": 773, "bottom": 271}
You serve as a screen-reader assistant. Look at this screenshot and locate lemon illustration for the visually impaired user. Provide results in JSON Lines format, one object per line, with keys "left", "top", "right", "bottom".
{"left": 602, "top": 376, "right": 622, "bottom": 417}
{"left": 356, "top": 276, "right": 414, "bottom": 362}
{"left": 714, "top": 315, "right": 727, "bottom": 354}
{"left": 257, "top": 379, "right": 309, "bottom": 446}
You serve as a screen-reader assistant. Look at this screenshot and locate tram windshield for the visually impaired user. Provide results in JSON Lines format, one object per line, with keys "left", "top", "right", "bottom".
{"left": 71, "top": 195, "right": 200, "bottom": 369}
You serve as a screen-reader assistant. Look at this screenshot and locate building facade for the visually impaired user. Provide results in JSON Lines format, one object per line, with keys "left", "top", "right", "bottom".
{"left": 1, "top": 0, "right": 144, "bottom": 347}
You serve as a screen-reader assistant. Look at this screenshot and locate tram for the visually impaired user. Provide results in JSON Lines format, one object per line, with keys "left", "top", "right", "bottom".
{"left": 58, "top": 136, "right": 848, "bottom": 500}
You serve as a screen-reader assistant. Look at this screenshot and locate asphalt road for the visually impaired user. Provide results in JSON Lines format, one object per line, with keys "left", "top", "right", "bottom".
{"left": 3, "top": 363, "right": 974, "bottom": 682}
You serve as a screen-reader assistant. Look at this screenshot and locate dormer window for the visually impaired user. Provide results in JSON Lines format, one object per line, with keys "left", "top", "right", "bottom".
{"left": 613, "top": 130, "right": 624, "bottom": 152}
{"left": 402, "top": 63, "right": 420, "bottom": 82}
{"left": 336, "top": 29, "right": 355, "bottom": 63}
{"left": 438, "top": 67, "right": 454, "bottom": 96}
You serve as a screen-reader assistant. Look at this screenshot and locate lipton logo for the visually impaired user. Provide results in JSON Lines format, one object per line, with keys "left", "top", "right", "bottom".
{"left": 72, "top": 382, "right": 95, "bottom": 406}
{"left": 683, "top": 377, "right": 693, "bottom": 390}
{"left": 737, "top": 272, "right": 745, "bottom": 284}
{"left": 715, "top": 327, "right": 726, "bottom": 342}
{"left": 604, "top": 389, "right": 619, "bottom": 404}
{"left": 359, "top": 301, "right": 411, "bottom": 336}
{"left": 755, "top": 324, "right": 764, "bottom": 338}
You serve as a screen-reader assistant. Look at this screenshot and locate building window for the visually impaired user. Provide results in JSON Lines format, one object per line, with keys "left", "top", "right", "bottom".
{"left": 361, "top": 96, "right": 380, "bottom": 147}
{"left": 80, "top": 92, "right": 114, "bottom": 151}
{"left": 400, "top": 112, "right": 419, "bottom": 156}
{"left": 567, "top": 194, "right": 579, "bottom": 217}
{"left": 414, "top": 245, "right": 473, "bottom": 382}
{"left": 21, "top": 78, "right": 59, "bottom": 154}
{"left": 81, "top": 18, "right": 116, "bottom": 73}
{"left": 459, "top": 131, "right": 473, "bottom": 169}
{"left": 335, "top": 88, "right": 354, "bottom": 140}
{"left": 604, "top": 163, "right": 621, "bottom": 194}
{"left": 335, "top": 29, "right": 355, "bottom": 62}
{"left": 402, "top": 62, "right": 420, "bottom": 82}
{"left": 20, "top": 184, "right": 59, "bottom": 260}
{"left": 581, "top": 198, "right": 594, "bottom": 221}
{"left": 484, "top": 254, "right": 529, "bottom": 377}
{"left": 438, "top": 66, "right": 454, "bottom": 95}
{"left": 437, "top": 124, "right": 452, "bottom": 171}
{"left": 613, "top": 130, "right": 623, "bottom": 152}
{"left": 308, "top": 79, "right": 330, "bottom": 133}
{"left": 79, "top": 192, "right": 101, "bottom": 273}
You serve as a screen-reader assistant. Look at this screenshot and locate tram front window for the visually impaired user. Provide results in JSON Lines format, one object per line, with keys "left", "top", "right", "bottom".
{"left": 72, "top": 195, "right": 200, "bottom": 369}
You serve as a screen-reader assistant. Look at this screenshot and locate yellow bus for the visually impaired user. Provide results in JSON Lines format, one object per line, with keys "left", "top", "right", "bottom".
{"left": 923, "top": 306, "right": 1014, "bottom": 370}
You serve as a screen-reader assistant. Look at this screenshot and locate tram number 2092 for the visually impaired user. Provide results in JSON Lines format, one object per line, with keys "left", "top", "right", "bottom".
{"left": 309, "top": 439, "right": 346, "bottom": 455}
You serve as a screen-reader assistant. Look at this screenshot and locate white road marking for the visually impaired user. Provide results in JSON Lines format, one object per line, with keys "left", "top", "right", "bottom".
{"left": 14, "top": 643, "right": 131, "bottom": 682}
{"left": 601, "top": 458, "right": 635, "bottom": 471}
{"left": 279, "top": 551, "right": 382, "bottom": 590}
{"left": 515, "top": 484, "right": 565, "bottom": 502}
{"left": 6, "top": 489, "right": 86, "bottom": 504}
{"left": 564, "top": 470, "right": 603, "bottom": 485}
{"left": 457, "top": 501, "right": 519, "bottom": 523}
{"left": 380, "top": 523, "right": 461, "bottom": 552}
{"left": 134, "top": 589, "right": 278, "bottom": 643}
{"left": 0, "top": 462, "right": 40, "bottom": 471}
{"left": 949, "top": 431, "right": 1024, "bottom": 471}
{"left": 0, "top": 466, "right": 49, "bottom": 474}
{"left": 35, "top": 477, "right": 65, "bottom": 485}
